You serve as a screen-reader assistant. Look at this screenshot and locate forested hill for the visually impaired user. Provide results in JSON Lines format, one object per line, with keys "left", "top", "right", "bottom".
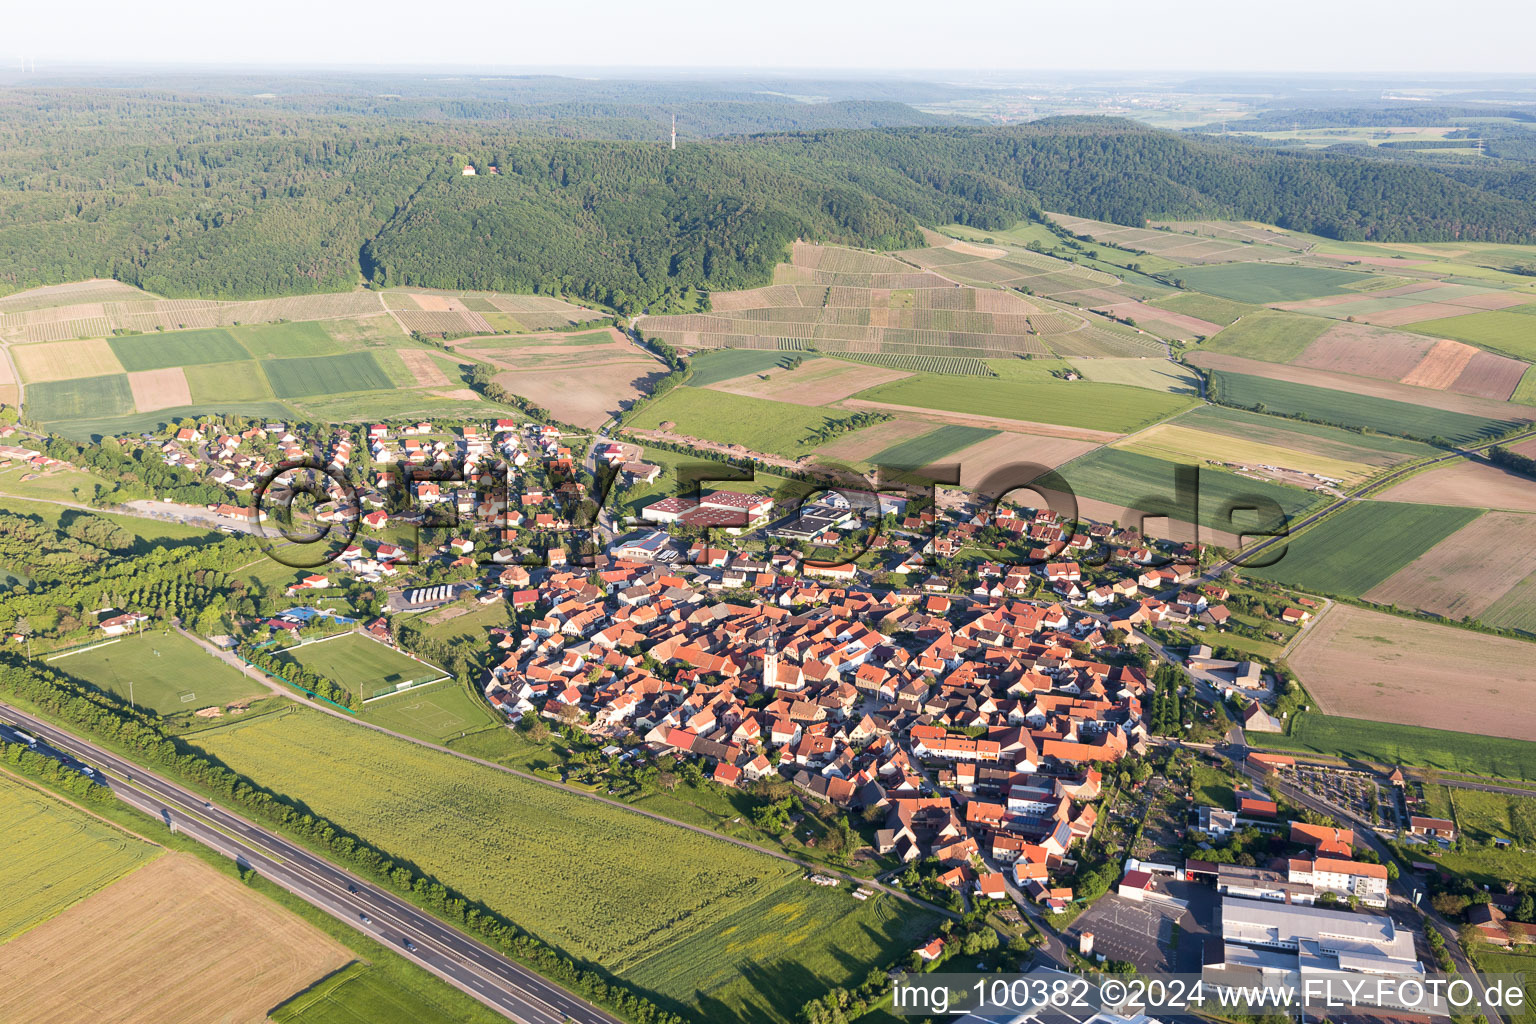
{"left": 2, "top": 93, "right": 1534, "bottom": 308}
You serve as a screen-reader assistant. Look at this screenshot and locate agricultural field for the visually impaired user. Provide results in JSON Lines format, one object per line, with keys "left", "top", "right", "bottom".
{"left": 185, "top": 708, "right": 917, "bottom": 1022}
{"left": 1200, "top": 363, "right": 1524, "bottom": 443}
{"left": 1262, "top": 713, "right": 1536, "bottom": 781}
{"left": 1051, "top": 446, "right": 1320, "bottom": 539}
{"left": 686, "top": 348, "right": 803, "bottom": 387}
{"left": 1484, "top": 569, "right": 1536, "bottom": 635}
{"left": 0, "top": 775, "right": 159, "bottom": 941}
{"left": 272, "top": 961, "right": 490, "bottom": 1024}
{"left": 263, "top": 352, "right": 396, "bottom": 399}
{"left": 1149, "top": 291, "right": 1258, "bottom": 326}
{"left": 1176, "top": 263, "right": 1374, "bottom": 303}
{"left": 849, "top": 371, "right": 1197, "bottom": 435}
{"left": 946, "top": 430, "right": 1102, "bottom": 490}
{"left": 1288, "top": 323, "right": 1531, "bottom": 401}
{"left": 1045, "top": 213, "right": 1302, "bottom": 264}
{"left": 623, "top": 884, "right": 935, "bottom": 1023}
{"left": 361, "top": 680, "right": 502, "bottom": 744}
{"left": 183, "top": 359, "right": 275, "bottom": 402}
{"left": 46, "top": 631, "right": 268, "bottom": 715}
{"left": 1172, "top": 405, "right": 1438, "bottom": 467}
{"left": 707, "top": 357, "right": 912, "bottom": 406}
{"left": 1114, "top": 422, "right": 1374, "bottom": 486}
{"left": 11, "top": 338, "right": 125, "bottom": 382}
{"left": 108, "top": 328, "right": 250, "bottom": 370}
{"left": 457, "top": 328, "right": 664, "bottom": 427}
{"left": 872, "top": 425, "right": 998, "bottom": 467}
{"left": 1244, "top": 500, "right": 1479, "bottom": 596}
{"left": 1285, "top": 604, "right": 1536, "bottom": 743}
{"left": 1404, "top": 307, "right": 1536, "bottom": 361}
{"left": 627, "top": 386, "right": 876, "bottom": 458}
{"left": 1375, "top": 458, "right": 1536, "bottom": 513}
{"left": 1199, "top": 310, "right": 1332, "bottom": 362}
{"left": 277, "top": 633, "right": 444, "bottom": 700}
{"left": 0, "top": 853, "right": 350, "bottom": 1024}
{"left": 24, "top": 374, "right": 134, "bottom": 423}
{"left": 1072, "top": 358, "right": 1201, "bottom": 394}
{"left": 1363, "top": 512, "right": 1536, "bottom": 620}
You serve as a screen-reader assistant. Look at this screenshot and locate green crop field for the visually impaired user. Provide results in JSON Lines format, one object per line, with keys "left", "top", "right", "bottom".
{"left": 26, "top": 374, "right": 134, "bottom": 422}
{"left": 1403, "top": 308, "right": 1536, "bottom": 361}
{"left": 262, "top": 352, "right": 396, "bottom": 399}
{"left": 1073, "top": 358, "right": 1201, "bottom": 394}
{"left": 360, "top": 680, "right": 500, "bottom": 744}
{"left": 108, "top": 328, "right": 251, "bottom": 370}
{"left": 185, "top": 709, "right": 915, "bottom": 1022}
{"left": 0, "top": 775, "right": 158, "bottom": 941}
{"left": 49, "top": 631, "right": 269, "bottom": 714}
{"left": 623, "top": 883, "right": 937, "bottom": 1023}
{"left": 852, "top": 372, "right": 1198, "bottom": 434}
{"left": 874, "top": 425, "right": 997, "bottom": 466}
{"left": 1260, "top": 713, "right": 1536, "bottom": 780}
{"left": 233, "top": 320, "right": 346, "bottom": 358}
{"left": 686, "top": 349, "right": 807, "bottom": 387}
{"left": 1243, "top": 500, "right": 1479, "bottom": 595}
{"left": 1200, "top": 310, "right": 1331, "bottom": 362}
{"left": 1149, "top": 292, "right": 1260, "bottom": 326}
{"left": 278, "top": 633, "right": 443, "bottom": 699}
{"left": 184, "top": 360, "right": 276, "bottom": 402}
{"left": 1173, "top": 405, "right": 1437, "bottom": 465}
{"left": 1209, "top": 370, "right": 1520, "bottom": 443}
{"left": 1051, "top": 447, "right": 1320, "bottom": 535}
{"left": 271, "top": 961, "right": 481, "bottom": 1024}
{"left": 628, "top": 387, "right": 874, "bottom": 457}
{"left": 1175, "top": 263, "right": 1372, "bottom": 303}
{"left": 1469, "top": 949, "right": 1536, "bottom": 1024}
{"left": 1482, "top": 568, "right": 1536, "bottom": 636}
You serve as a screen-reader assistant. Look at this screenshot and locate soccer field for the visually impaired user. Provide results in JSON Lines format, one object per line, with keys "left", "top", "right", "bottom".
{"left": 49, "top": 631, "right": 267, "bottom": 714}
{"left": 279, "top": 633, "right": 445, "bottom": 699}
{"left": 361, "top": 680, "right": 500, "bottom": 743}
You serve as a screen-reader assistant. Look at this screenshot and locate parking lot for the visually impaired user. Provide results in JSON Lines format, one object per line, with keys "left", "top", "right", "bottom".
{"left": 1065, "top": 881, "right": 1215, "bottom": 973}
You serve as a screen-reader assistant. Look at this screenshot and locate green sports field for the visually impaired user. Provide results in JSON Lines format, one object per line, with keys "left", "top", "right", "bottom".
{"left": 1242, "top": 500, "right": 1481, "bottom": 596}
{"left": 48, "top": 631, "right": 268, "bottom": 714}
{"left": 261, "top": 352, "right": 396, "bottom": 399}
{"left": 1209, "top": 369, "right": 1520, "bottom": 444}
{"left": 360, "top": 680, "right": 500, "bottom": 744}
{"left": 873, "top": 424, "right": 997, "bottom": 466}
{"left": 26, "top": 374, "right": 134, "bottom": 422}
{"left": 277, "top": 633, "right": 444, "bottom": 699}
{"left": 852, "top": 372, "right": 1199, "bottom": 434}
{"left": 0, "top": 776, "right": 158, "bottom": 942}
{"left": 1175, "top": 263, "right": 1372, "bottom": 303}
{"left": 108, "top": 329, "right": 250, "bottom": 370}
{"left": 1199, "top": 310, "right": 1331, "bottom": 362}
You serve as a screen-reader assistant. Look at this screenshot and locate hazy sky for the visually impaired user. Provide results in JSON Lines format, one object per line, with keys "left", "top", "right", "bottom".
{"left": 7, "top": 0, "right": 1535, "bottom": 75}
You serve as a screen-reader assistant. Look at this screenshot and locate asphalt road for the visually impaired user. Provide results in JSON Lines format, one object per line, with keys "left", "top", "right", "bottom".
{"left": 0, "top": 702, "right": 619, "bottom": 1024}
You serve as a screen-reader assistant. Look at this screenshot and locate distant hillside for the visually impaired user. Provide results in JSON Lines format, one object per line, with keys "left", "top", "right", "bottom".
{"left": 2, "top": 93, "right": 1535, "bottom": 308}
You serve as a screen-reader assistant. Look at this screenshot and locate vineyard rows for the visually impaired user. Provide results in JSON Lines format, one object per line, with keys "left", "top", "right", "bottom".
{"left": 840, "top": 352, "right": 997, "bottom": 376}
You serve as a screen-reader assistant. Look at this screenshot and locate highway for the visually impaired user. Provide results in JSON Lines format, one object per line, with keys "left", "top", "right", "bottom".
{"left": 0, "top": 701, "right": 618, "bottom": 1024}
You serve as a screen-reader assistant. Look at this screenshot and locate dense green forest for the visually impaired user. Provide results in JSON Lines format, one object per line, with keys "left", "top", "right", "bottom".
{"left": 3, "top": 88, "right": 1536, "bottom": 309}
